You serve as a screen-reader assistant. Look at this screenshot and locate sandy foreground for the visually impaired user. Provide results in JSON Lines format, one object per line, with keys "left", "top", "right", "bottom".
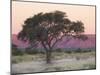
{"left": 12, "top": 57, "right": 95, "bottom": 74}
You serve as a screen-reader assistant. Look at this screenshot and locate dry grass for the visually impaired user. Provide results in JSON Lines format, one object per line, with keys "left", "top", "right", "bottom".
{"left": 12, "top": 51, "right": 95, "bottom": 64}
{"left": 12, "top": 51, "right": 96, "bottom": 73}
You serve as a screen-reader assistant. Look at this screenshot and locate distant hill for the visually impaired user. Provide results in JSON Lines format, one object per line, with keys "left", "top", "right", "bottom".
{"left": 59, "top": 35, "right": 95, "bottom": 48}
{"left": 12, "top": 34, "right": 96, "bottom": 49}
{"left": 12, "top": 34, "right": 29, "bottom": 48}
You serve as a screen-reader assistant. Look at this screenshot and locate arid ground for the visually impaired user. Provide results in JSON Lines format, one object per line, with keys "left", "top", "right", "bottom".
{"left": 12, "top": 51, "right": 96, "bottom": 74}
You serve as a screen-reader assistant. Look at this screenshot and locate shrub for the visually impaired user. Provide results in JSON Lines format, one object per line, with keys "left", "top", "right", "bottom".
{"left": 25, "top": 49, "right": 38, "bottom": 54}
{"left": 55, "top": 48, "right": 63, "bottom": 52}
{"left": 12, "top": 49, "right": 24, "bottom": 56}
{"left": 65, "top": 50, "right": 72, "bottom": 53}
{"left": 75, "top": 48, "right": 82, "bottom": 53}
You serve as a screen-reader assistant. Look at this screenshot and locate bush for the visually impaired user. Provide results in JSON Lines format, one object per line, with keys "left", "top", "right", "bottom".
{"left": 73, "top": 48, "right": 93, "bottom": 53}
{"left": 25, "top": 49, "right": 39, "bottom": 54}
{"left": 12, "top": 49, "right": 24, "bottom": 56}
{"left": 65, "top": 50, "right": 72, "bottom": 53}
{"left": 39, "top": 51, "right": 45, "bottom": 54}
{"left": 74, "top": 48, "right": 82, "bottom": 53}
{"left": 55, "top": 48, "right": 63, "bottom": 52}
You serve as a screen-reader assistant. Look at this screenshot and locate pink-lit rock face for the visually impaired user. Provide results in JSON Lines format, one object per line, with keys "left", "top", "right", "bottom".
{"left": 12, "top": 34, "right": 96, "bottom": 49}
{"left": 56, "top": 34, "right": 96, "bottom": 48}
{"left": 12, "top": 34, "right": 30, "bottom": 48}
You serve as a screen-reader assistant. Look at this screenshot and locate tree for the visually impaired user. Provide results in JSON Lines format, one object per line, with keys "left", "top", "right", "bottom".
{"left": 18, "top": 10, "right": 87, "bottom": 63}
{"left": 12, "top": 44, "right": 24, "bottom": 56}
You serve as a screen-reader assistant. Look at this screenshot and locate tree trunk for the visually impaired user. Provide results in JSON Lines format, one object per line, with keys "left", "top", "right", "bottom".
{"left": 41, "top": 41, "right": 52, "bottom": 63}
{"left": 46, "top": 50, "right": 52, "bottom": 63}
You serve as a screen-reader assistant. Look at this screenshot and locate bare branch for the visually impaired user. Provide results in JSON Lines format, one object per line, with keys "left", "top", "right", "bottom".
{"left": 41, "top": 41, "right": 48, "bottom": 51}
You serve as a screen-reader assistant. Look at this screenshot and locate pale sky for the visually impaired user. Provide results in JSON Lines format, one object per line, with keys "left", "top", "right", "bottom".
{"left": 12, "top": 1, "right": 95, "bottom": 34}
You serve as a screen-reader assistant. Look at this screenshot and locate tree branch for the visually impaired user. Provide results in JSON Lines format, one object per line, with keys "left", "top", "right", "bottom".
{"left": 51, "top": 34, "right": 73, "bottom": 48}
{"left": 41, "top": 41, "right": 48, "bottom": 51}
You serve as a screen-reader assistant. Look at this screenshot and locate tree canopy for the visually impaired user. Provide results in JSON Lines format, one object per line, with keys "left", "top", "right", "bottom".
{"left": 18, "top": 10, "right": 87, "bottom": 63}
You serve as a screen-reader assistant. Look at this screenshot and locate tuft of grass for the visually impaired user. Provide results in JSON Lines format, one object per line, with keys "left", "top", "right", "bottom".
{"left": 83, "top": 64, "right": 96, "bottom": 69}
{"left": 12, "top": 53, "right": 45, "bottom": 63}
{"left": 12, "top": 51, "right": 95, "bottom": 63}
{"left": 12, "top": 60, "right": 18, "bottom": 64}
{"left": 53, "top": 67, "right": 62, "bottom": 71}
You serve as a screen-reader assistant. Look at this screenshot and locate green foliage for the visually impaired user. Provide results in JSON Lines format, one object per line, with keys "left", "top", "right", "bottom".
{"left": 12, "top": 44, "right": 24, "bottom": 56}
{"left": 65, "top": 50, "right": 72, "bottom": 54}
{"left": 17, "top": 11, "right": 86, "bottom": 63}
{"left": 25, "top": 48, "right": 38, "bottom": 54}
{"left": 18, "top": 10, "right": 86, "bottom": 50}
{"left": 55, "top": 48, "right": 63, "bottom": 52}
{"left": 12, "top": 49, "right": 24, "bottom": 56}
{"left": 74, "top": 48, "right": 82, "bottom": 53}
{"left": 70, "top": 21, "right": 84, "bottom": 33}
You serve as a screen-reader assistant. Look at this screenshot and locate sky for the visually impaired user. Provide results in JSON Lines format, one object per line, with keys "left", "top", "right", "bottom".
{"left": 12, "top": 1, "right": 96, "bottom": 34}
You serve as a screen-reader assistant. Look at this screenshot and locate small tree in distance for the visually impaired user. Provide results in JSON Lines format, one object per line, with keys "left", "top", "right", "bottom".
{"left": 18, "top": 10, "right": 87, "bottom": 63}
